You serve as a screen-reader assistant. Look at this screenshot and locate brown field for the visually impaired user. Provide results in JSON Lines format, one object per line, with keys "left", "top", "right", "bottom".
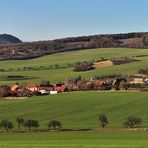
{"left": 93, "top": 60, "right": 113, "bottom": 69}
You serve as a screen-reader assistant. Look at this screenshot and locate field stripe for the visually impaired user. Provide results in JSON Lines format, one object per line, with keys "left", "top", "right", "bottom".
{"left": 0, "top": 144, "right": 147, "bottom": 148}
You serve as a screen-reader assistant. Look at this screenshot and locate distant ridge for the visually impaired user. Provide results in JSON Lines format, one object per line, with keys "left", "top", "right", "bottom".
{"left": 0, "top": 32, "right": 148, "bottom": 60}
{"left": 0, "top": 34, "right": 22, "bottom": 44}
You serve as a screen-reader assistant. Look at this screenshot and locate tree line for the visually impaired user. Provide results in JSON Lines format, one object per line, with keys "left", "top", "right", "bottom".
{"left": 1, "top": 32, "right": 148, "bottom": 60}
{"left": 0, "top": 115, "right": 143, "bottom": 132}
{"left": 98, "top": 114, "right": 142, "bottom": 129}
{"left": 0, "top": 118, "right": 62, "bottom": 132}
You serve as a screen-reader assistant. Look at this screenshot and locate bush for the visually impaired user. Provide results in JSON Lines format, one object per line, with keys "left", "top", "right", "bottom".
{"left": 138, "top": 68, "right": 148, "bottom": 75}
{"left": 0, "top": 85, "right": 10, "bottom": 97}
{"left": 24, "top": 119, "right": 39, "bottom": 132}
{"left": 73, "top": 62, "right": 94, "bottom": 72}
{"left": 48, "top": 120, "right": 62, "bottom": 131}
{"left": 0, "top": 119, "right": 14, "bottom": 132}
{"left": 93, "top": 74, "right": 122, "bottom": 80}
{"left": 124, "top": 116, "right": 142, "bottom": 128}
{"left": 98, "top": 114, "right": 108, "bottom": 128}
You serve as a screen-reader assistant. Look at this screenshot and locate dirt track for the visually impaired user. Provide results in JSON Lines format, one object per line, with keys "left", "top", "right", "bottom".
{"left": 0, "top": 97, "right": 27, "bottom": 100}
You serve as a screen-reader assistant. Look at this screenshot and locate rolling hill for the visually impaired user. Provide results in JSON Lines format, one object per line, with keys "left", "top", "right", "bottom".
{"left": 0, "top": 34, "right": 22, "bottom": 44}
{"left": 0, "top": 32, "right": 148, "bottom": 60}
{"left": 0, "top": 92, "right": 148, "bottom": 129}
{"left": 0, "top": 48, "right": 148, "bottom": 85}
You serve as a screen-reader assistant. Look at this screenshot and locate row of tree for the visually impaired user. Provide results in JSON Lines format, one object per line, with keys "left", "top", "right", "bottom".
{"left": 99, "top": 114, "right": 142, "bottom": 128}
{"left": 0, "top": 118, "right": 61, "bottom": 132}
{"left": 0, "top": 115, "right": 143, "bottom": 132}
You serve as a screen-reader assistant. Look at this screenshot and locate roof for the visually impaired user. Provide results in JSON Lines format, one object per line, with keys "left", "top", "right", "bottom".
{"left": 54, "top": 86, "right": 65, "bottom": 91}
{"left": 11, "top": 84, "right": 20, "bottom": 91}
{"left": 38, "top": 87, "right": 50, "bottom": 91}
{"left": 93, "top": 82, "right": 104, "bottom": 86}
{"left": 26, "top": 84, "right": 38, "bottom": 88}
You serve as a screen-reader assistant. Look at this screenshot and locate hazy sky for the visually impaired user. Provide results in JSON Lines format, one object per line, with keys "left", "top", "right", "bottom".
{"left": 0, "top": 0, "right": 147, "bottom": 41}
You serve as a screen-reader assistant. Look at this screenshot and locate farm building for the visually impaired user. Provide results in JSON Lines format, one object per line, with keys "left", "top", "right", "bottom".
{"left": 92, "top": 81, "right": 105, "bottom": 87}
{"left": 11, "top": 83, "right": 20, "bottom": 91}
{"left": 54, "top": 86, "right": 65, "bottom": 92}
{"left": 26, "top": 84, "right": 38, "bottom": 92}
{"left": 54, "top": 83, "right": 66, "bottom": 92}
{"left": 37, "top": 87, "right": 50, "bottom": 95}
{"left": 131, "top": 78, "right": 144, "bottom": 84}
{"left": 50, "top": 91, "right": 58, "bottom": 95}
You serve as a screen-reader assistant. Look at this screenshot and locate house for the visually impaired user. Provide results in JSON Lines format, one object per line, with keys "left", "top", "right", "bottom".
{"left": 92, "top": 81, "right": 105, "bottom": 87}
{"left": 10, "top": 83, "right": 33, "bottom": 97}
{"left": 11, "top": 83, "right": 21, "bottom": 92}
{"left": 37, "top": 87, "right": 50, "bottom": 95}
{"left": 54, "top": 83, "right": 65, "bottom": 92}
{"left": 130, "top": 78, "right": 144, "bottom": 84}
{"left": 26, "top": 84, "right": 38, "bottom": 92}
{"left": 50, "top": 91, "right": 58, "bottom": 95}
{"left": 54, "top": 86, "right": 65, "bottom": 92}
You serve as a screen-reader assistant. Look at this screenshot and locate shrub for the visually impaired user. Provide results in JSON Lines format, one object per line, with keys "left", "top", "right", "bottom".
{"left": 48, "top": 120, "right": 62, "bottom": 131}
{"left": 0, "top": 119, "right": 14, "bottom": 132}
{"left": 24, "top": 119, "right": 39, "bottom": 132}
{"left": 138, "top": 68, "right": 148, "bottom": 75}
{"left": 0, "top": 85, "right": 10, "bottom": 97}
{"left": 73, "top": 62, "right": 94, "bottom": 72}
{"left": 98, "top": 114, "right": 108, "bottom": 128}
{"left": 124, "top": 116, "right": 142, "bottom": 128}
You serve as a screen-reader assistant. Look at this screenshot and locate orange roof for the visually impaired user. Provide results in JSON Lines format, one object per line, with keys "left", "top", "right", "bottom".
{"left": 11, "top": 84, "right": 20, "bottom": 91}
{"left": 26, "top": 84, "right": 38, "bottom": 88}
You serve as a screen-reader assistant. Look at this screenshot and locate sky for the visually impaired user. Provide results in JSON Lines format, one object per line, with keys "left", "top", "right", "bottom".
{"left": 0, "top": 0, "right": 148, "bottom": 41}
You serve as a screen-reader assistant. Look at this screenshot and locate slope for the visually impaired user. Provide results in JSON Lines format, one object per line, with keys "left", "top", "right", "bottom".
{"left": 0, "top": 92, "right": 148, "bottom": 129}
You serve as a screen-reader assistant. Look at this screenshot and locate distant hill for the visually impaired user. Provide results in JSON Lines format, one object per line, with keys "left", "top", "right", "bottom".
{"left": 0, "top": 32, "right": 148, "bottom": 60}
{"left": 0, "top": 34, "right": 22, "bottom": 44}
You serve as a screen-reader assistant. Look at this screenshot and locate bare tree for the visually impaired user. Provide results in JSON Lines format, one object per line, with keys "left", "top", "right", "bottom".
{"left": 48, "top": 120, "right": 62, "bottom": 131}
{"left": 124, "top": 116, "right": 142, "bottom": 128}
{"left": 98, "top": 114, "right": 108, "bottom": 128}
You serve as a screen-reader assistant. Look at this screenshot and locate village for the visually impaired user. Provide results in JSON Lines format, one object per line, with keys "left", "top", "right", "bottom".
{"left": 1, "top": 73, "right": 148, "bottom": 99}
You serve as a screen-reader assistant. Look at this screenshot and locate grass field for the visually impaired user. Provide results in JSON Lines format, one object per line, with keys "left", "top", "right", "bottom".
{"left": 1, "top": 48, "right": 148, "bottom": 85}
{"left": 1, "top": 48, "right": 148, "bottom": 147}
{"left": 1, "top": 131, "right": 148, "bottom": 148}
{"left": 0, "top": 92, "right": 148, "bottom": 129}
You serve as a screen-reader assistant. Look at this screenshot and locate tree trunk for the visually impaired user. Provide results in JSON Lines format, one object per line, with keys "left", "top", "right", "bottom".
{"left": 28, "top": 126, "right": 31, "bottom": 132}
{"left": 5, "top": 127, "right": 9, "bottom": 132}
{"left": 18, "top": 124, "right": 20, "bottom": 131}
{"left": 53, "top": 124, "right": 56, "bottom": 130}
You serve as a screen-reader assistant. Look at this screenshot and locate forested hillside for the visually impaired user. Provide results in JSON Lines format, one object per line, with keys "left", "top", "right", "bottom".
{"left": 0, "top": 32, "right": 148, "bottom": 60}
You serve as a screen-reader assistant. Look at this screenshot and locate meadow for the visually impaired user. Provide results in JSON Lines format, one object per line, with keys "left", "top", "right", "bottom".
{"left": 1, "top": 48, "right": 148, "bottom": 147}
{"left": 1, "top": 48, "right": 148, "bottom": 85}
{"left": 1, "top": 131, "right": 148, "bottom": 148}
{"left": 0, "top": 92, "right": 148, "bottom": 129}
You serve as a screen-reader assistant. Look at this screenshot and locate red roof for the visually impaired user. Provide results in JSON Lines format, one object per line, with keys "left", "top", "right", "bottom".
{"left": 54, "top": 86, "right": 65, "bottom": 91}
{"left": 93, "top": 82, "right": 104, "bottom": 86}
{"left": 26, "top": 84, "right": 38, "bottom": 88}
{"left": 38, "top": 87, "right": 49, "bottom": 91}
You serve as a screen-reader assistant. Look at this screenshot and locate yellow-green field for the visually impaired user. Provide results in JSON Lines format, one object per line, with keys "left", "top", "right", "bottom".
{"left": 0, "top": 92, "right": 148, "bottom": 129}
{"left": 1, "top": 131, "right": 148, "bottom": 148}
{"left": 0, "top": 48, "right": 148, "bottom": 85}
{"left": 1, "top": 48, "right": 148, "bottom": 147}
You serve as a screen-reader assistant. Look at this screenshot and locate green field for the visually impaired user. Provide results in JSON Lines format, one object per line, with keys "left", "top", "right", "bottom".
{"left": 1, "top": 131, "right": 148, "bottom": 148}
{"left": 1, "top": 48, "right": 148, "bottom": 147}
{"left": 0, "top": 92, "right": 148, "bottom": 129}
{"left": 1, "top": 48, "right": 148, "bottom": 85}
